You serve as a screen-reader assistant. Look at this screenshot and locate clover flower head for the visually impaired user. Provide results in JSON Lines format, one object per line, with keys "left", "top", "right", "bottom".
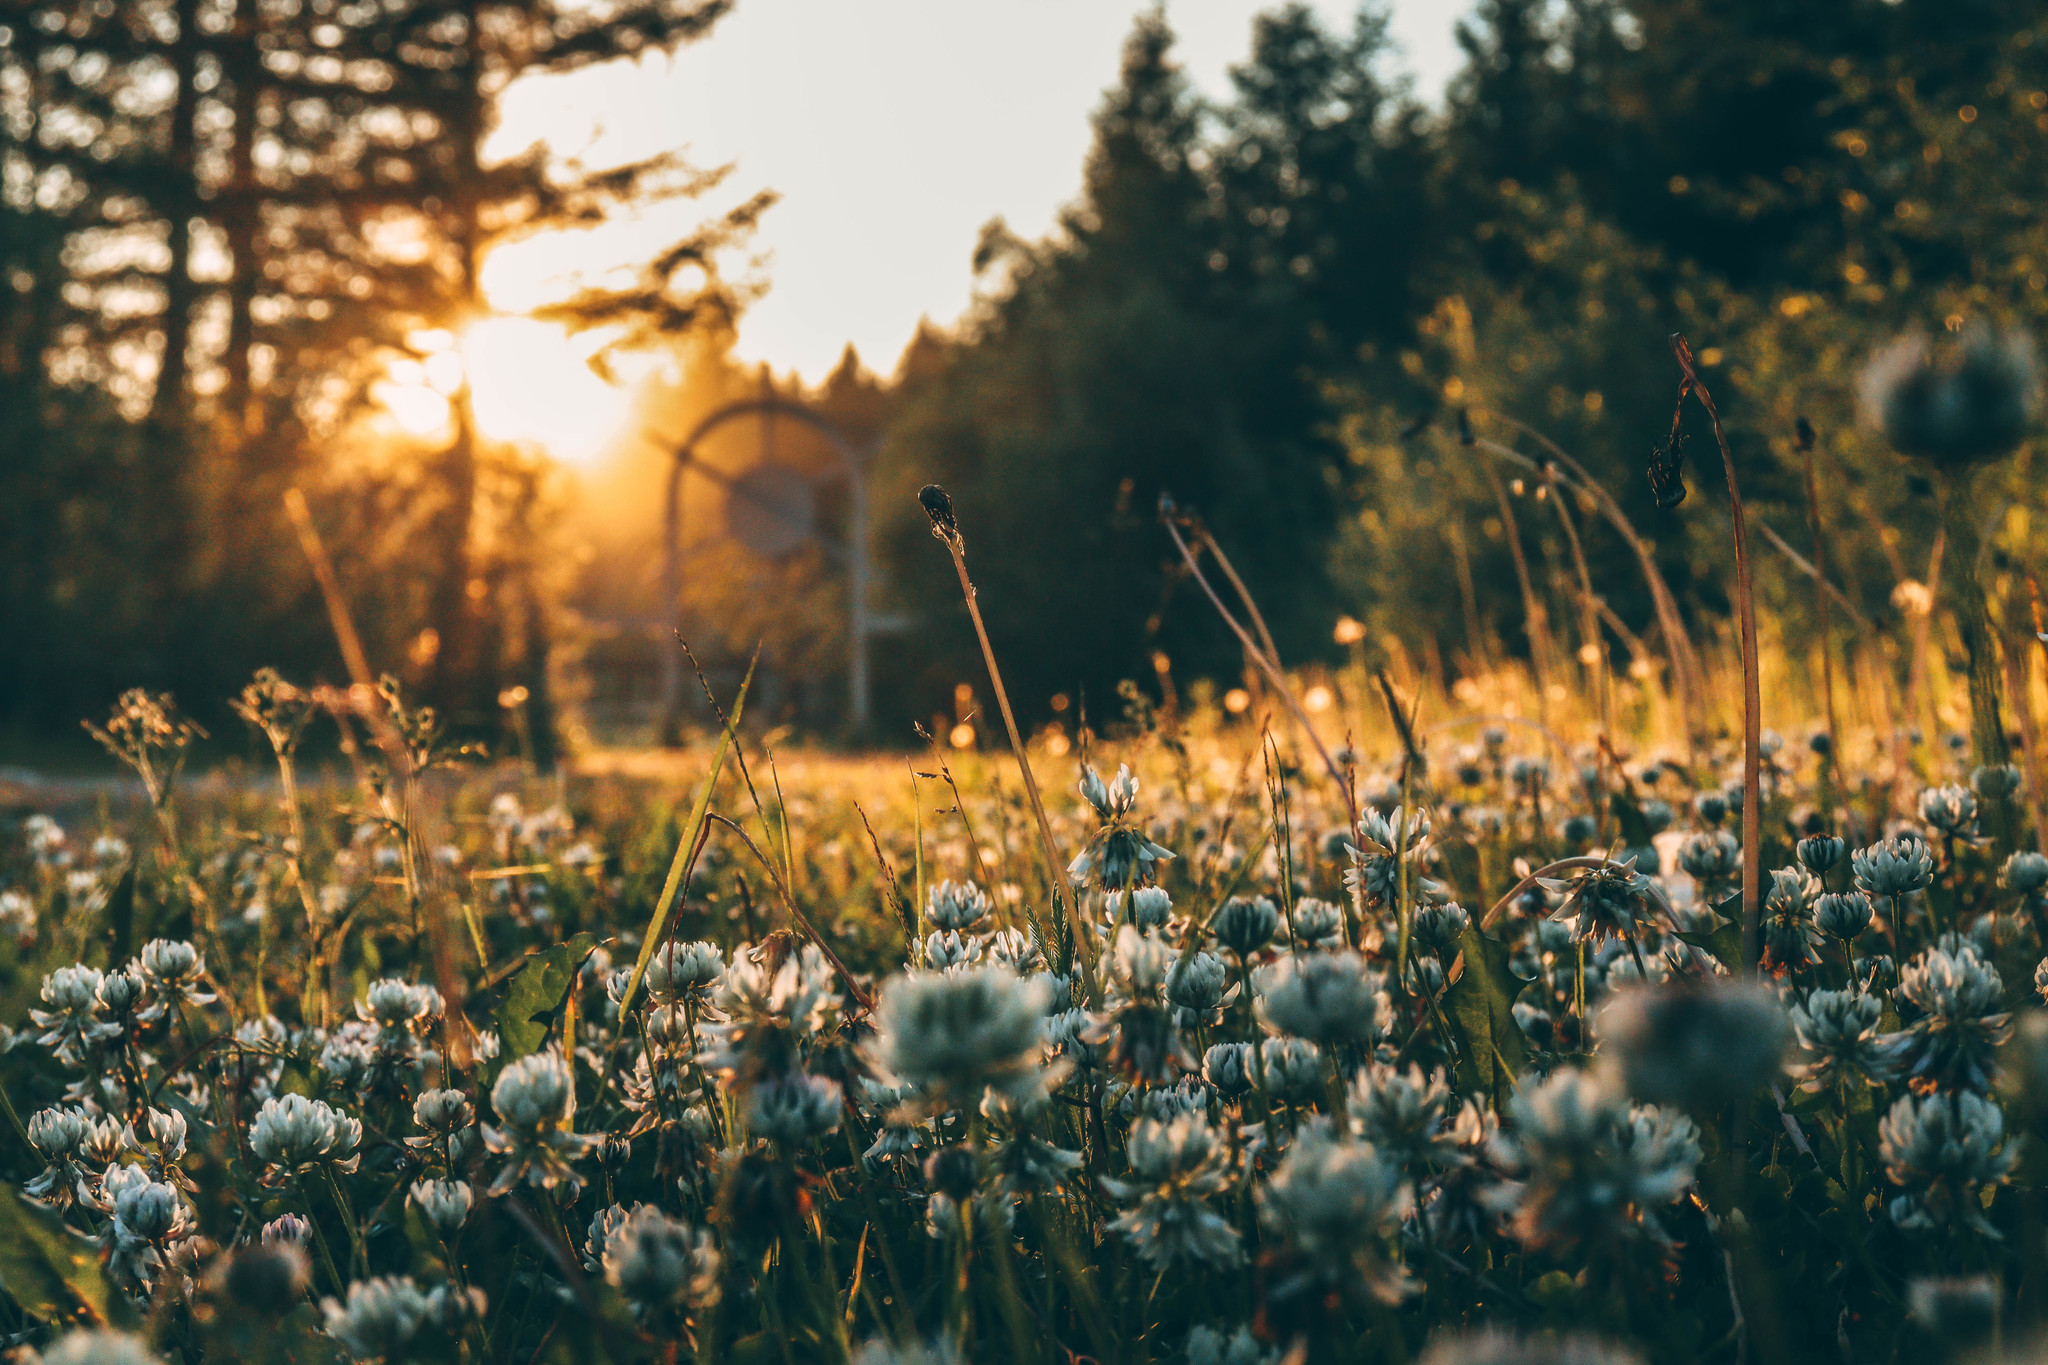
{"left": 1494, "top": 1068, "right": 1700, "bottom": 1250}
{"left": 32, "top": 964, "right": 116, "bottom": 1062}
{"left": 1760, "top": 867, "right": 1822, "bottom": 973}
{"left": 1416, "top": 1329, "right": 1645, "bottom": 1365}
{"left": 1414, "top": 901, "right": 1471, "bottom": 953}
{"left": 1212, "top": 896, "right": 1280, "bottom": 958}
{"left": 1813, "top": 892, "right": 1874, "bottom": 943}
{"left": 985, "top": 929, "right": 1042, "bottom": 975}
{"left": 2003, "top": 851, "right": 2048, "bottom": 896}
{"left": 1551, "top": 860, "right": 1669, "bottom": 946}
{"left": 1349, "top": 1062, "right": 1480, "bottom": 1172}
{"left": 1069, "top": 765, "right": 1173, "bottom": 889}
{"left": 1860, "top": 322, "right": 2040, "bottom": 468}
{"left": 112, "top": 1178, "right": 179, "bottom": 1242}
{"left": 602, "top": 1206, "right": 721, "bottom": 1322}
{"left": 643, "top": 940, "right": 725, "bottom": 1006}
{"left": 321, "top": 1275, "right": 430, "bottom": 1362}
{"left": 1678, "top": 830, "right": 1740, "bottom": 884}
{"left": 358, "top": 978, "right": 441, "bottom": 1031}
{"left": 1079, "top": 763, "right": 1139, "bottom": 820}
{"left": 1595, "top": 980, "right": 1790, "bottom": 1109}
{"left": 1166, "top": 950, "right": 1234, "bottom": 1026}
{"left": 39, "top": 1331, "right": 164, "bottom": 1365}
{"left": 262, "top": 1213, "right": 312, "bottom": 1246}
{"left": 1102, "top": 1111, "right": 1243, "bottom": 1270}
{"left": 1284, "top": 896, "right": 1347, "bottom": 949}
{"left": 248, "top": 1094, "right": 362, "bottom": 1182}
{"left": 1259, "top": 1120, "right": 1413, "bottom": 1303}
{"left": 926, "top": 880, "right": 993, "bottom": 932}
{"left": 1255, "top": 951, "right": 1389, "bottom": 1046}
{"left": 1203, "top": 1041, "right": 1257, "bottom": 1097}
{"left": 1796, "top": 835, "right": 1847, "bottom": 876}
{"left": 409, "top": 1178, "right": 474, "bottom": 1235}
{"left": 1792, "top": 989, "right": 1889, "bottom": 1091}
{"left": 849, "top": 1338, "right": 965, "bottom": 1365}
{"left": 1879, "top": 1090, "right": 2015, "bottom": 1234}
{"left": 139, "top": 939, "right": 212, "bottom": 1009}
{"left": 1257, "top": 1036, "right": 1326, "bottom": 1104}
{"left": 865, "top": 966, "right": 1055, "bottom": 1113}
{"left": 746, "top": 1070, "right": 844, "bottom": 1145}
{"left": 1854, "top": 836, "right": 1933, "bottom": 899}
{"left": 414, "top": 1087, "right": 474, "bottom": 1135}
{"left": 701, "top": 942, "right": 844, "bottom": 1083}
{"left": 1918, "top": 785, "right": 1979, "bottom": 837}
{"left": 1345, "top": 806, "right": 1432, "bottom": 906}
{"left": 1881, "top": 942, "right": 2012, "bottom": 1092}
{"left": 483, "top": 1050, "right": 592, "bottom": 1195}
{"left": 1185, "top": 1324, "right": 1279, "bottom": 1365}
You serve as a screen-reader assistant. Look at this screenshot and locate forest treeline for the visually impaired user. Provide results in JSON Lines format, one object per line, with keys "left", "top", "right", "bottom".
{"left": 4, "top": 0, "right": 2045, "bottom": 753}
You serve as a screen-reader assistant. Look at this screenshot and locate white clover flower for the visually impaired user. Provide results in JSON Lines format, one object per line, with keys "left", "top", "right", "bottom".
{"left": 1880, "top": 942, "right": 2012, "bottom": 1092}
{"left": 1068, "top": 764, "right": 1173, "bottom": 889}
{"left": 1165, "top": 951, "right": 1234, "bottom": 1027}
{"left": 1102, "top": 1112, "right": 1242, "bottom": 1271}
{"left": 1284, "top": 896, "right": 1347, "bottom": 949}
{"left": 484, "top": 1050, "right": 592, "bottom": 1196}
{"left": 40, "top": 1330, "right": 164, "bottom": 1365}
{"left": 987, "top": 1128, "right": 1082, "bottom": 1199}
{"left": 583, "top": 1202, "right": 636, "bottom": 1270}
{"left": 700, "top": 943, "right": 843, "bottom": 1085}
{"left": 32, "top": 964, "right": 115, "bottom": 1063}
{"left": 263, "top": 1212, "right": 313, "bottom": 1246}
{"left": 1853, "top": 836, "right": 1933, "bottom": 900}
{"left": 602, "top": 1206, "right": 722, "bottom": 1323}
{"left": 113, "top": 1178, "right": 179, "bottom": 1241}
{"left": 408, "top": 1178, "right": 474, "bottom": 1236}
{"left": 1185, "top": 1324, "right": 1279, "bottom": 1365}
{"left": 1416, "top": 1328, "right": 1645, "bottom": 1365}
{"left": 1678, "top": 829, "right": 1741, "bottom": 885}
{"left": 1494, "top": 1068, "right": 1699, "bottom": 1251}
{"left": 1259, "top": 1120, "right": 1413, "bottom": 1303}
{"left": 1594, "top": 979, "right": 1790, "bottom": 1109}
{"left": 138, "top": 939, "right": 213, "bottom": 1011}
{"left": 1879, "top": 1090, "right": 2015, "bottom": 1234}
{"left": 1257, "top": 1036, "right": 1325, "bottom": 1105}
{"left": 926, "top": 879, "right": 994, "bottom": 932}
{"left": 746, "top": 1070, "right": 844, "bottom": 1145}
{"left": 643, "top": 940, "right": 724, "bottom": 1008}
{"left": 122, "top": 1107, "right": 189, "bottom": 1170}
{"left": 921, "top": 929, "right": 984, "bottom": 972}
{"left": 25, "top": 1105, "right": 95, "bottom": 1207}
{"left": 1349, "top": 1062, "right": 1483, "bottom": 1173}
{"left": 985, "top": 929, "right": 1042, "bottom": 974}
{"left": 864, "top": 966, "right": 1056, "bottom": 1113}
{"left": 358, "top": 978, "right": 441, "bottom": 1031}
{"left": 322, "top": 1275, "right": 430, "bottom": 1361}
{"left": 1212, "top": 895, "right": 1281, "bottom": 959}
{"left": 0, "top": 888, "right": 35, "bottom": 938}
{"left": 849, "top": 1338, "right": 965, "bottom": 1365}
{"left": 248, "top": 1094, "right": 362, "bottom": 1184}
{"left": 1919, "top": 785, "right": 1979, "bottom": 836}
{"left": 1254, "top": 951, "right": 1388, "bottom": 1046}
{"left": 1202, "top": 1042, "right": 1257, "bottom": 1097}
{"left": 1792, "top": 989, "right": 1890, "bottom": 1092}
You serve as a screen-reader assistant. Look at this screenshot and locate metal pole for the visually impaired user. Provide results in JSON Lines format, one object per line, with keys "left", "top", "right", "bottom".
{"left": 848, "top": 444, "right": 871, "bottom": 734}
{"left": 657, "top": 447, "right": 689, "bottom": 746}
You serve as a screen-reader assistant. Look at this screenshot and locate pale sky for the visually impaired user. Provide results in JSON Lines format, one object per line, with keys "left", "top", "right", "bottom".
{"left": 481, "top": 0, "right": 1469, "bottom": 424}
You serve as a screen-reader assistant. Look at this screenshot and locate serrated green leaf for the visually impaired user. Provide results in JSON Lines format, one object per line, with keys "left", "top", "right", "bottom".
{"left": 496, "top": 932, "right": 599, "bottom": 1060}
{"left": 0, "top": 1186, "right": 136, "bottom": 1328}
{"left": 1674, "top": 893, "right": 1744, "bottom": 971}
{"left": 1444, "top": 923, "right": 1528, "bottom": 1108}
{"left": 1608, "top": 793, "right": 1652, "bottom": 849}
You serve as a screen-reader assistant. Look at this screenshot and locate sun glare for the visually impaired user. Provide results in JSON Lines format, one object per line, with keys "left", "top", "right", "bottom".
{"left": 375, "top": 317, "right": 636, "bottom": 465}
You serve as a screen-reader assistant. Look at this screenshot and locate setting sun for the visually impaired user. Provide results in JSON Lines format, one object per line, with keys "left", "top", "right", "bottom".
{"left": 374, "top": 317, "right": 638, "bottom": 465}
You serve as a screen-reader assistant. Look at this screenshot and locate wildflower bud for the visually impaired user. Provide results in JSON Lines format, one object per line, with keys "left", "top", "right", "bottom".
{"left": 1694, "top": 793, "right": 1726, "bottom": 826}
{"left": 1859, "top": 323, "right": 2040, "bottom": 469}
{"left": 1413, "top": 902, "right": 1470, "bottom": 953}
{"left": 261, "top": 1213, "right": 312, "bottom": 1246}
{"left": 113, "top": 1180, "right": 178, "bottom": 1240}
{"left": 321, "top": 1276, "right": 430, "bottom": 1361}
{"left": 1853, "top": 836, "right": 1933, "bottom": 899}
{"left": 2003, "top": 851, "right": 2048, "bottom": 896}
{"left": 1560, "top": 814, "right": 1597, "bottom": 849}
{"left": 1907, "top": 1275, "right": 1999, "bottom": 1342}
{"left": 1595, "top": 980, "right": 1791, "bottom": 1110}
{"left": 413, "top": 1088, "right": 474, "bottom": 1135}
{"left": 140, "top": 939, "right": 203, "bottom": 987}
{"left": 38, "top": 1331, "right": 165, "bottom": 1365}
{"left": 919, "top": 483, "right": 960, "bottom": 543}
{"left": 1211, "top": 895, "right": 1280, "bottom": 958}
{"left": 1918, "top": 785, "right": 1978, "bottom": 836}
{"left": 1202, "top": 1042, "right": 1256, "bottom": 1097}
{"left": 409, "top": 1178, "right": 474, "bottom": 1235}
{"left": 1813, "top": 892, "right": 1874, "bottom": 943}
{"left": 600, "top": 1134, "right": 632, "bottom": 1172}
{"left": 746, "top": 1071, "right": 844, "bottom": 1145}
{"left": 923, "top": 1146, "right": 979, "bottom": 1202}
{"left": 1105, "top": 886, "right": 1172, "bottom": 932}
{"left": 926, "top": 880, "right": 994, "bottom": 933}
{"left": 1973, "top": 764, "right": 2023, "bottom": 801}
{"left": 1257, "top": 1037, "right": 1325, "bottom": 1104}
{"left": 1796, "top": 835, "right": 1845, "bottom": 875}
{"left": 218, "top": 1241, "right": 310, "bottom": 1316}
{"left": 644, "top": 941, "right": 724, "bottom": 1004}
{"left": 29, "top": 1105, "right": 89, "bottom": 1158}
{"left": 1166, "top": 953, "right": 1228, "bottom": 1018}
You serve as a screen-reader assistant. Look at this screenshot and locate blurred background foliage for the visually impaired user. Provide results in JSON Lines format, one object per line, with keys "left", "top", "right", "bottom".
{"left": 5, "top": 0, "right": 2048, "bottom": 756}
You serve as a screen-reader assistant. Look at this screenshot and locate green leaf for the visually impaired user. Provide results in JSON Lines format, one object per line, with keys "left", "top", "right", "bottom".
{"left": 614, "top": 655, "right": 755, "bottom": 1022}
{"left": 1608, "top": 792, "right": 1652, "bottom": 849}
{"left": 495, "top": 932, "right": 599, "bottom": 1061}
{"left": 0, "top": 1186, "right": 136, "bottom": 1328}
{"left": 1674, "top": 892, "right": 1744, "bottom": 971}
{"left": 1443, "top": 923, "right": 1528, "bottom": 1109}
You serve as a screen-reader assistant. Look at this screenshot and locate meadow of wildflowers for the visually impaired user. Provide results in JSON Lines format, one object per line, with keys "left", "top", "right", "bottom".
{"left": 2, "top": 653, "right": 2048, "bottom": 1365}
